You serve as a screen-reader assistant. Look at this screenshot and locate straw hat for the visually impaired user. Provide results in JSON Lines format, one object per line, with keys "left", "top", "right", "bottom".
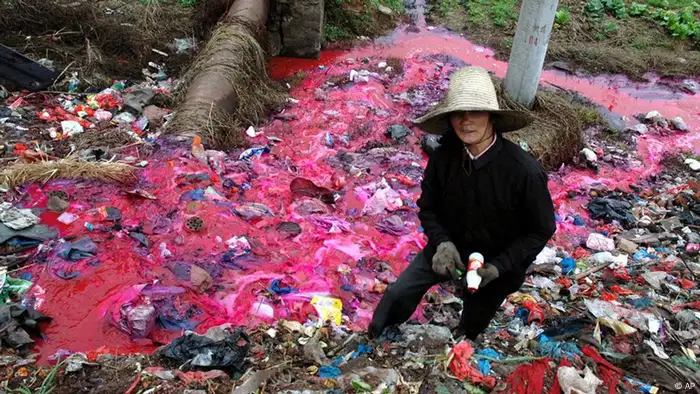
{"left": 413, "top": 66, "right": 533, "bottom": 135}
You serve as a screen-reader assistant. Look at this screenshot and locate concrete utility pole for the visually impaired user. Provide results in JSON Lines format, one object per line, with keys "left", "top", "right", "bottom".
{"left": 504, "top": 0, "right": 559, "bottom": 109}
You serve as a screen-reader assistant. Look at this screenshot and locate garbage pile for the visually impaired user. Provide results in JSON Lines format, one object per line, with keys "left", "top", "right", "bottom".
{"left": 0, "top": 45, "right": 698, "bottom": 393}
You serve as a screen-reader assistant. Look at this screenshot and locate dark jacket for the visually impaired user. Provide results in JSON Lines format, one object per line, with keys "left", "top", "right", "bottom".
{"left": 417, "top": 130, "right": 556, "bottom": 284}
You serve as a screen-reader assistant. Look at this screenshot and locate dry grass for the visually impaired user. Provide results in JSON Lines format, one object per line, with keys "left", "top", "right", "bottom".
{"left": 52, "top": 129, "right": 139, "bottom": 157}
{"left": 0, "top": 160, "right": 137, "bottom": 189}
{"left": 168, "top": 19, "right": 286, "bottom": 149}
{"left": 492, "top": 79, "right": 598, "bottom": 170}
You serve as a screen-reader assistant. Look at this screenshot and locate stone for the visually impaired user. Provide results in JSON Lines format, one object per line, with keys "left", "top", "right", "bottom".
{"left": 47, "top": 196, "right": 69, "bottom": 212}
{"left": 421, "top": 134, "right": 441, "bottom": 156}
{"left": 400, "top": 324, "right": 452, "bottom": 342}
{"left": 659, "top": 216, "right": 682, "bottom": 232}
{"left": 143, "top": 105, "right": 170, "bottom": 127}
{"left": 682, "top": 80, "right": 698, "bottom": 94}
{"left": 377, "top": 4, "right": 393, "bottom": 14}
{"left": 628, "top": 124, "right": 648, "bottom": 134}
{"left": 685, "top": 159, "right": 700, "bottom": 172}
{"left": 278, "top": 0, "right": 324, "bottom": 59}
{"left": 616, "top": 237, "right": 638, "bottom": 254}
{"left": 123, "top": 88, "right": 155, "bottom": 114}
{"left": 671, "top": 116, "right": 690, "bottom": 132}
{"left": 580, "top": 148, "right": 597, "bottom": 163}
{"left": 386, "top": 124, "right": 410, "bottom": 141}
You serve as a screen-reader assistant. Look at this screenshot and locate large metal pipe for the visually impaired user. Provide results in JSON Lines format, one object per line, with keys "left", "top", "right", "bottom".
{"left": 169, "top": 0, "right": 281, "bottom": 147}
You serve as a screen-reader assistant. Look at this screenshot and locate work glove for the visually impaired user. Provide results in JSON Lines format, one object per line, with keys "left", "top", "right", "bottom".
{"left": 477, "top": 264, "right": 499, "bottom": 288}
{"left": 432, "top": 242, "right": 465, "bottom": 280}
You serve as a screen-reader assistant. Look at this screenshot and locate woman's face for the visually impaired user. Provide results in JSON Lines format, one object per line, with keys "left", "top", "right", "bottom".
{"left": 450, "top": 111, "right": 492, "bottom": 145}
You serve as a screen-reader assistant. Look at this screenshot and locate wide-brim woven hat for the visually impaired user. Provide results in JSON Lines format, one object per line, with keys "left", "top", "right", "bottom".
{"left": 413, "top": 66, "right": 534, "bottom": 135}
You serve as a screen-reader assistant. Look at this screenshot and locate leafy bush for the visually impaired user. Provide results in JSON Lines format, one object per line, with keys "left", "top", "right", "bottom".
{"left": 586, "top": 0, "right": 627, "bottom": 19}
{"left": 585, "top": 0, "right": 606, "bottom": 19}
{"left": 629, "top": 2, "right": 700, "bottom": 41}
{"left": 556, "top": 8, "right": 571, "bottom": 25}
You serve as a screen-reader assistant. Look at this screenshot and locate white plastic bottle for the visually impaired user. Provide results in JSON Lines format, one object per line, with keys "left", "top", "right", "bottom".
{"left": 466, "top": 252, "right": 484, "bottom": 293}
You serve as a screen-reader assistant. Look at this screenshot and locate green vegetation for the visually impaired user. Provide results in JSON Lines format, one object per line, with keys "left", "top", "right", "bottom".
{"left": 556, "top": 7, "right": 572, "bottom": 25}
{"left": 426, "top": 0, "right": 700, "bottom": 78}
{"left": 324, "top": 0, "right": 403, "bottom": 42}
{"left": 629, "top": 2, "right": 700, "bottom": 40}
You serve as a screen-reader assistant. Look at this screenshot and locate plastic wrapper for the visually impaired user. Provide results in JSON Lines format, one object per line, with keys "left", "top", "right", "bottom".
{"left": 120, "top": 302, "right": 156, "bottom": 339}
{"left": 586, "top": 233, "right": 615, "bottom": 252}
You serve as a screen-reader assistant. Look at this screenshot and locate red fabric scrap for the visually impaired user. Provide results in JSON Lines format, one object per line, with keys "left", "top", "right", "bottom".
{"left": 582, "top": 346, "right": 622, "bottom": 394}
{"left": 124, "top": 372, "right": 142, "bottom": 394}
{"left": 449, "top": 341, "right": 496, "bottom": 389}
{"left": 504, "top": 359, "right": 552, "bottom": 394}
{"left": 673, "top": 301, "right": 700, "bottom": 312}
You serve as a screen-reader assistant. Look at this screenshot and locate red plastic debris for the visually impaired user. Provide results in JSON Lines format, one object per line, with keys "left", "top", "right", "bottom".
{"left": 522, "top": 300, "right": 546, "bottom": 324}
{"left": 504, "top": 359, "right": 552, "bottom": 394}
{"left": 600, "top": 291, "right": 617, "bottom": 301}
{"left": 448, "top": 341, "right": 496, "bottom": 389}
{"left": 555, "top": 277, "right": 573, "bottom": 288}
{"left": 609, "top": 285, "right": 635, "bottom": 295}
{"left": 680, "top": 279, "right": 696, "bottom": 289}
{"left": 572, "top": 247, "right": 589, "bottom": 260}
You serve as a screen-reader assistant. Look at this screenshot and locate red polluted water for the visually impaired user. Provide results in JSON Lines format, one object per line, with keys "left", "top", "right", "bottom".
{"left": 20, "top": 30, "right": 699, "bottom": 363}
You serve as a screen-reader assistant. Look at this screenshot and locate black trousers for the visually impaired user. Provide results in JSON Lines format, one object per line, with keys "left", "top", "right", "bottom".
{"left": 369, "top": 249, "right": 522, "bottom": 339}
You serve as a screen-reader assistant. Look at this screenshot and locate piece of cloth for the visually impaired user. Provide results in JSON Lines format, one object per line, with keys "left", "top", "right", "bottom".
{"left": 417, "top": 131, "right": 556, "bottom": 280}
{"left": 0, "top": 223, "right": 58, "bottom": 245}
{"left": 56, "top": 238, "right": 97, "bottom": 261}
{"left": 159, "top": 329, "right": 250, "bottom": 371}
{"left": 503, "top": 359, "right": 552, "bottom": 394}
{"left": 587, "top": 197, "right": 636, "bottom": 227}
{"left": 368, "top": 250, "right": 521, "bottom": 339}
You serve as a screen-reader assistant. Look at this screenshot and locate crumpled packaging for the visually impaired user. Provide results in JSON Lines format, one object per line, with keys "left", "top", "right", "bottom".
{"left": 0, "top": 203, "right": 39, "bottom": 230}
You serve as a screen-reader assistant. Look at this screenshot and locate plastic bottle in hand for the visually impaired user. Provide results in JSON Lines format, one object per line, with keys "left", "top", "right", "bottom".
{"left": 466, "top": 252, "right": 484, "bottom": 293}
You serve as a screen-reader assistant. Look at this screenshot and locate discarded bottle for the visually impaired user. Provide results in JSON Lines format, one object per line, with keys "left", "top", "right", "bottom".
{"left": 466, "top": 252, "right": 484, "bottom": 293}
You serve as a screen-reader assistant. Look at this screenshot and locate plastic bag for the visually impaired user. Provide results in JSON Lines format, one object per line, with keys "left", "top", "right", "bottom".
{"left": 534, "top": 247, "right": 559, "bottom": 265}
{"left": 310, "top": 296, "right": 342, "bottom": 326}
{"left": 120, "top": 301, "right": 156, "bottom": 339}
{"left": 557, "top": 366, "right": 603, "bottom": 394}
{"left": 586, "top": 233, "right": 615, "bottom": 252}
{"left": 448, "top": 341, "right": 496, "bottom": 388}
{"left": 362, "top": 184, "right": 403, "bottom": 216}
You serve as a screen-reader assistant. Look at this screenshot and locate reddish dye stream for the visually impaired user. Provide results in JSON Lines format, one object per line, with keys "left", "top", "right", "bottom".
{"left": 22, "top": 30, "right": 699, "bottom": 363}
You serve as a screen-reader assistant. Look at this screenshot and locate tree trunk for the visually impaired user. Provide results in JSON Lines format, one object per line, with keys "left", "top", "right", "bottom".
{"left": 167, "top": 0, "right": 285, "bottom": 149}
{"left": 504, "top": 0, "right": 559, "bottom": 109}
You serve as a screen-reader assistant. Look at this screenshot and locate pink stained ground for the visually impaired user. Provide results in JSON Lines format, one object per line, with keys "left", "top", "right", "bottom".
{"left": 23, "top": 29, "right": 699, "bottom": 363}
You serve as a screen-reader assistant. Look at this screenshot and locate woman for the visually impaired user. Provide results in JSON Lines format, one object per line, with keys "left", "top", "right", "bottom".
{"left": 369, "top": 66, "right": 556, "bottom": 340}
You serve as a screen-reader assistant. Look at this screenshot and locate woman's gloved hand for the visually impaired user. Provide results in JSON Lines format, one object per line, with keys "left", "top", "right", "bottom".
{"left": 477, "top": 264, "right": 499, "bottom": 287}
{"left": 432, "top": 242, "right": 466, "bottom": 280}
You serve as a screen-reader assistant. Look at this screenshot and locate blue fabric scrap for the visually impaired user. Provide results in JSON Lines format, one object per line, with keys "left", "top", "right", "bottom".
{"left": 536, "top": 334, "right": 582, "bottom": 359}
{"left": 477, "top": 348, "right": 502, "bottom": 375}
{"left": 319, "top": 366, "right": 341, "bottom": 379}
{"left": 350, "top": 344, "right": 373, "bottom": 359}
